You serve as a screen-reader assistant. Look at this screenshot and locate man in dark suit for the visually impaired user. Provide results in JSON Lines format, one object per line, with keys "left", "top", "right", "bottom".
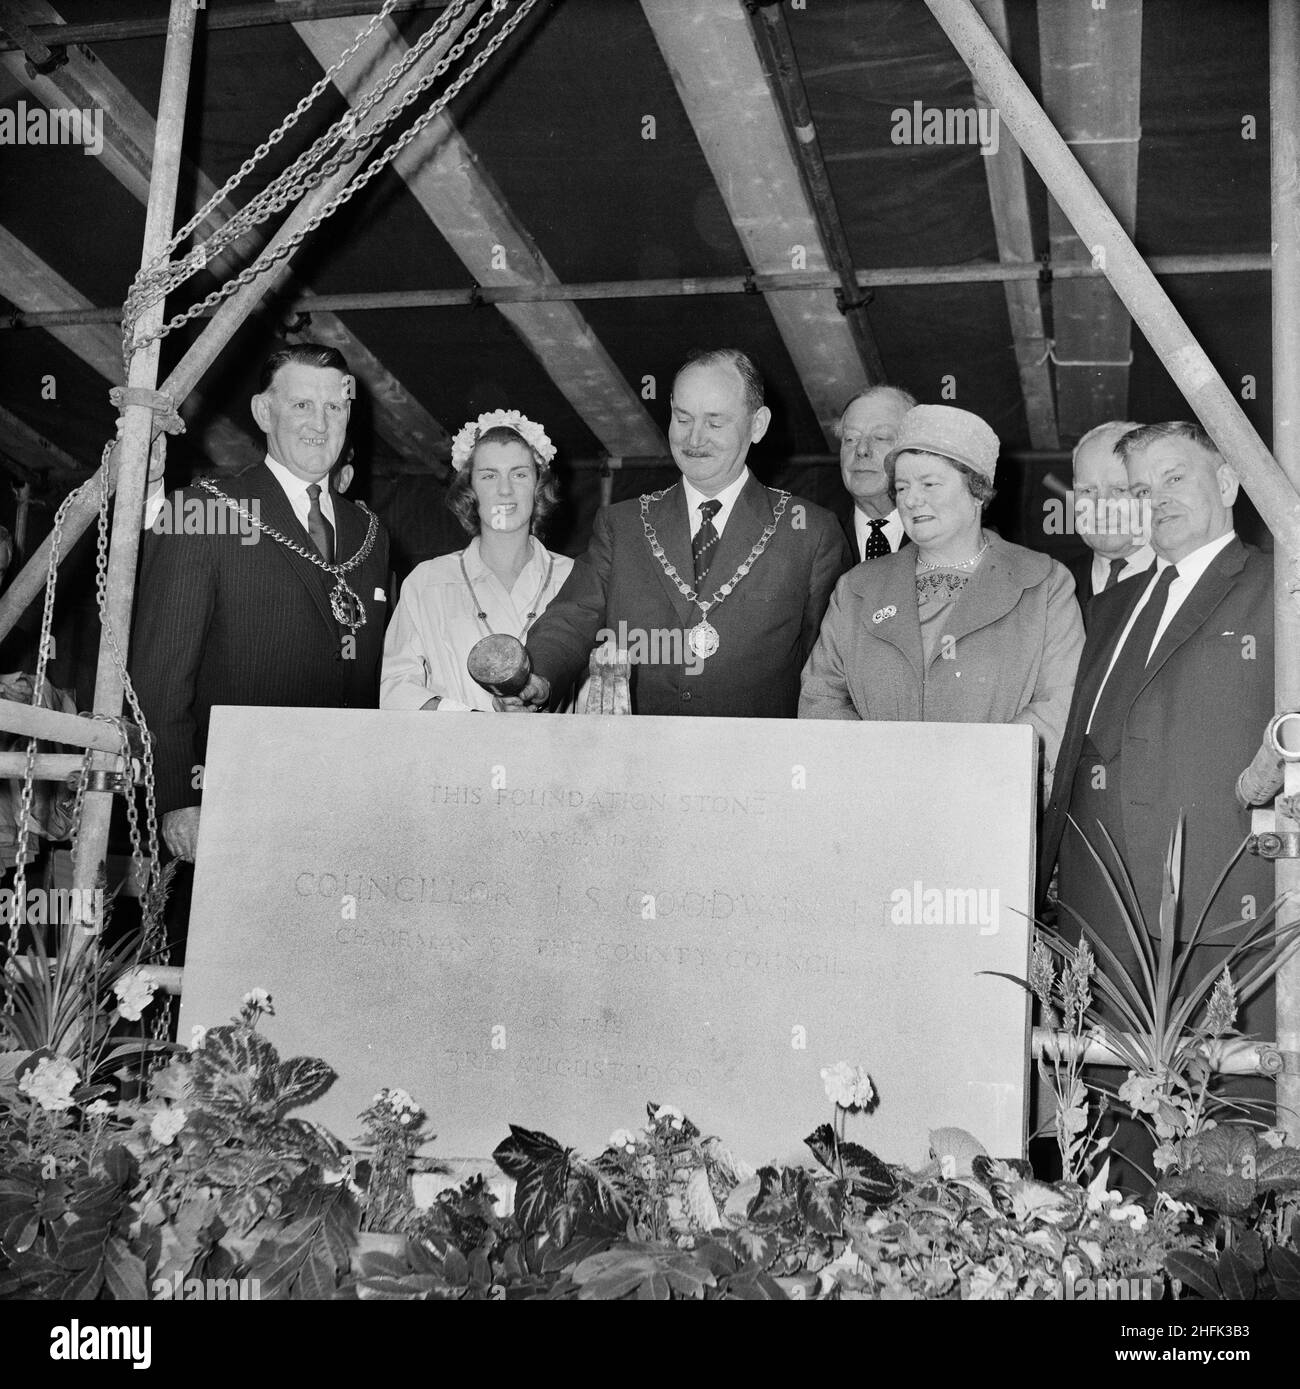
{"left": 835, "top": 384, "right": 916, "bottom": 563}
{"left": 1040, "top": 422, "right": 1275, "bottom": 1182}
{"left": 1064, "top": 420, "right": 1153, "bottom": 626}
{"left": 508, "top": 348, "right": 850, "bottom": 717}
{"left": 132, "top": 342, "right": 390, "bottom": 861}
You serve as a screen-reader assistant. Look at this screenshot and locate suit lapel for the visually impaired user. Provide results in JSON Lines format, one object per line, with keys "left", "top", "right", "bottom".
{"left": 643, "top": 485, "right": 698, "bottom": 627}
{"left": 244, "top": 467, "right": 340, "bottom": 636}
{"left": 1136, "top": 538, "right": 1246, "bottom": 697}
{"left": 706, "top": 475, "right": 773, "bottom": 599}
{"left": 937, "top": 540, "right": 1025, "bottom": 653}
{"left": 861, "top": 552, "right": 925, "bottom": 682}
{"left": 1074, "top": 569, "right": 1152, "bottom": 717}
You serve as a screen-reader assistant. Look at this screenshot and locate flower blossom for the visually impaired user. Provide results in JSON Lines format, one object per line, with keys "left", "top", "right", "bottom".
{"left": 241, "top": 988, "right": 273, "bottom": 1013}
{"left": 18, "top": 1055, "right": 79, "bottom": 1112}
{"left": 150, "top": 1108, "right": 188, "bottom": 1146}
{"left": 1117, "top": 1071, "right": 1162, "bottom": 1117}
{"left": 652, "top": 1103, "right": 684, "bottom": 1131}
{"left": 1108, "top": 1201, "right": 1148, "bottom": 1231}
{"left": 821, "top": 1061, "right": 875, "bottom": 1111}
{"left": 113, "top": 970, "right": 158, "bottom": 1022}
{"left": 84, "top": 1099, "right": 113, "bottom": 1119}
{"left": 608, "top": 1127, "right": 638, "bottom": 1154}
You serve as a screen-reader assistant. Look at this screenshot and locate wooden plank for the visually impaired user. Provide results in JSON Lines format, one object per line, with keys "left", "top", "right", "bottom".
{"left": 290, "top": 9, "right": 666, "bottom": 458}
{"left": 1037, "top": 0, "right": 1142, "bottom": 439}
{"left": 5, "top": 1, "right": 450, "bottom": 472}
{"left": 972, "top": 0, "right": 1058, "bottom": 449}
{"left": 0, "top": 223, "right": 260, "bottom": 467}
{"left": 641, "top": 0, "right": 867, "bottom": 443}
{"left": 0, "top": 402, "right": 84, "bottom": 475}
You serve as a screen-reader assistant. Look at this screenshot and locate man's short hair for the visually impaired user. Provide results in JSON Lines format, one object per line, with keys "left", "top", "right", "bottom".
{"left": 834, "top": 384, "right": 918, "bottom": 439}
{"left": 673, "top": 348, "right": 764, "bottom": 415}
{"left": 1070, "top": 419, "right": 1141, "bottom": 469}
{"left": 1116, "top": 419, "right": 1221, "bottom": 466}
{"left": 258, "top": 341, "right": 351, "bottom": 393}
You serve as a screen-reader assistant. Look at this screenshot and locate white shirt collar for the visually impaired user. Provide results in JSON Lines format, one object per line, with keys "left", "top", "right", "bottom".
{"left": 462, "top": 534, "right": 545, "bottom": 584}
{"left": 1157, "top": 530, "right": 1234, "bottom": 588}
{"left": 264, "top": 453, "right": 336, "bottom": 523}
{"left": 682, "top": 469, "right": 750, "bottom": 537}
{"left": 1090, "top": 542, "right": 1154, "bottom": 591}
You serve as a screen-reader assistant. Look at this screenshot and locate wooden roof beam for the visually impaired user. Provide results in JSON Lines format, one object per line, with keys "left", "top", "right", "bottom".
{"left": 290, "top": 7, "right": 666, "bottom": 459}
{"left": 641, "top": 0, "right": 872, "bottom": 444}
{"left": 0, "top": 402, "right": 84, "bottom": 477}
{"left": 1037, "top": 0, "right": 1142, "bottom": 440}
{"left": 0, "top": 222, "right": 260, "bottom": 468}
{"left": 972, "top": 0, "right": 1058, "bottom": 449}
{"left": 5, "top": 1, "right": 450, "bottom": 473}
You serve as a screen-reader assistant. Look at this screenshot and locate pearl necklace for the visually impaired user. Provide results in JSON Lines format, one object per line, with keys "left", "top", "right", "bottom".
{"left": 915, "top": 536, "right": 990, "bottom": 573}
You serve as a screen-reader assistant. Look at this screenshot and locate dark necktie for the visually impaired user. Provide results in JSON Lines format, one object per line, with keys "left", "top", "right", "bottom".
{"left": 1088, "top": 564, "right": 1179, "bottom": 760}
{"left": 306, "top": 482, "right": 335, "bottom": 565}
{"left": 863, "top": 518, "right": 891, "bottom": 560}
{"left": 1102, "top": 556, "right": 1127, "bottom": 592}
{"left": 693, "top": 498, "right": 722, "bottom": 589}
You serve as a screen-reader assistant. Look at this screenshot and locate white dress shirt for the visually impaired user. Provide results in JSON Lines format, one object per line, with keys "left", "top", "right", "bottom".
{"left": 854, "top": 506, "right": 905, "bottom": 560}
{"left": 142, "top": 453, "right": 337, "bottom": 533}
{"left": 262, "top": 454, "right": 337, "bottom": 533}
{"left": 682, "top": 469, "right": 751, "bottom": 540}
{"left": 381, "top": 537, "right": 576, "bottom": 713}
{"left": 1089, "top": 542, "right": 1154, "bottom": 595}
{"left": 1087, "top": 531, "right": 1236, "bottom": 733}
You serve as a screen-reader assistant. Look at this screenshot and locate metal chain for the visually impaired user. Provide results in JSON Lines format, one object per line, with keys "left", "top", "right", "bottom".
{"left": 124, "top": 0, "right": 476, "bottom": 337}
{"left": 3, "top": 457, "right": 99, "bottom": 1013}
{"left": 160, "top": 0, "right": 405, "bottom": 260}
{"left": 122, "top": 0, "right": 534, "bottom": 358}
{"left": 137, "top": 0, "right": 460, "bottom": 303}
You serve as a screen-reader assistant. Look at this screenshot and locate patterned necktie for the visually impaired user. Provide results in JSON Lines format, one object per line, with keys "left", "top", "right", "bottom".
{"left": 1088, "top": 564, "right": 1179, "bottom": 759}
{"left": 863, "top": 518, "right": 891, "bottom": 560}
{"left": 693, "top": 498, "right": 722, "bottom": 589}
{"left": 306, "top": 483, "right": 335, "bottom": 565}
{"left": 1102, "top": 556, "right": 1127, "bottom": 591}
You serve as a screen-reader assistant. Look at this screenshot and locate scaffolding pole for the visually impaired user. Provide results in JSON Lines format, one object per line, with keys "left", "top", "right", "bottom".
{"left": 70, "top": 0, "right": 200, "bottom": 904}
{"left": 1269, "top": 0, "right": 1300, "bottom": 1136}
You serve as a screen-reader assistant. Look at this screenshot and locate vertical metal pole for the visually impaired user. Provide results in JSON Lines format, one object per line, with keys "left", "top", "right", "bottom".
{"left": 1270, "top": 0, "right": 1300, "bottom": 1137}
{"left": 71, "top": 0, "right": 199, "bottom": 903}
{"left": 13, "top": 483, "right": 31, "bottom": 557}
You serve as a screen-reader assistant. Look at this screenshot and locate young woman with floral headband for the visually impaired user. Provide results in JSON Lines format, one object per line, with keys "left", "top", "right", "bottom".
{"left": 380, "top": 411, "right": 580, "bottom": 712}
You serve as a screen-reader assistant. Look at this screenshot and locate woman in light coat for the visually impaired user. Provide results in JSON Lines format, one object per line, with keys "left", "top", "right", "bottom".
{"left": 799, "top": 404, "right": 1084, "bottom": 799}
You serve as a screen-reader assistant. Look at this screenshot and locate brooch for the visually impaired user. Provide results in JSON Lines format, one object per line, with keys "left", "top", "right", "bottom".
{"left": 872, "top": 605, "right": 897, "bottom": 625}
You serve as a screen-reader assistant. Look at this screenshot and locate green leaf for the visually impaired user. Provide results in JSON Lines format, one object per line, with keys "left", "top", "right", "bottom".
{"left": 274, "top": 1056, "right": 336, "bottom": 1114}
{"left": 442, "top": 1245, "right": 470, "bottom": 1287}
{"left": 295, "top": 1250, "right": 337, "bottom": 1301}
{"left": 492, "top": 1125, "right": 571, "bottom": 1239}
{"left": 58, "top": 1216, "right": 113, "bottom": 1270}
{"left": 102, "top": 1238, "right": 149, "bottom": 1301}
{"left": 800, "top": 1178, "right": 845, "bottom": 1237}
{"left": 1256, "top": 1144, "right": 1300, "bottom": 1196}
{"left": 188, "top": 1026, "right": 282, "bottom": 1123}
{"left": 1266, "top": 1245, "right": 1300, "bottom": 1300}
{"left": 1165, "top": 1250, "right": 1220, "bottom": 1300}
{"left": 571, "top": 1245, "right": 716, "bottom": 1301}
{"left": 1235, "top": 1230, "right": 1266, "bottom": 1273}
{"left": 1216, "top": 1249, "right": 1256, "bottom": 1301}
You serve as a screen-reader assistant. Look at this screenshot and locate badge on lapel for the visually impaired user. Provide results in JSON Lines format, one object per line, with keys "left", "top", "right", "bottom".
{"left": 872, "top": 605, "right": 897, "bottom": 625}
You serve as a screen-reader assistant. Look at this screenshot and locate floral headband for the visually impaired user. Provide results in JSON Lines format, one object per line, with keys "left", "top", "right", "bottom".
{"left": 450, "top": 410, "right": 556, "bottom": 472}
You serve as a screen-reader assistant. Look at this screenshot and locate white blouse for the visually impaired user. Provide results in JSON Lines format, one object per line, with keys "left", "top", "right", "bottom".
{"left": 380, "top": 537, "right": 576, "bottom": 712}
